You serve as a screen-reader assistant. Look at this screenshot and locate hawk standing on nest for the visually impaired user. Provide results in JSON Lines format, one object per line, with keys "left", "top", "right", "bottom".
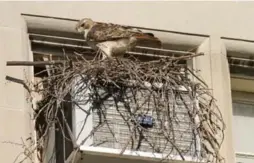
{"left": 75, "top": 18, "right": 162, "bottom": 59}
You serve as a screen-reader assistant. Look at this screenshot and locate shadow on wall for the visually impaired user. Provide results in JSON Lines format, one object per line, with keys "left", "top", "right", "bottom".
{"left": 233, "top": 102, "right": 254, "bottom": 117}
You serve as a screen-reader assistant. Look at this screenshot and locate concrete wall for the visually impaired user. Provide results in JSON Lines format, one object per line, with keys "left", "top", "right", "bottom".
{"left": 2, "top": 1, "right": 254, "bottom": 162}
{"left": 2, "top": 1, "right": 254, "bottom": 40}
{"left": 0, "top": 8, "right": 34, "bottom": 163}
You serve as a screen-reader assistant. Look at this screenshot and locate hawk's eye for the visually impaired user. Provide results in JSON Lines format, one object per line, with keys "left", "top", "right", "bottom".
{"left": 80, "top": 23, "right": 85, "bottom": 27}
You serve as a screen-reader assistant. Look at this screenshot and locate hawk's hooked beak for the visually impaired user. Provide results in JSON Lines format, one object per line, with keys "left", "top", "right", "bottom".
{"left": 76, "top": 26, "right": 85, "bottom": 34}
{"left": 75, "top": 23, "right": 83, "bottom": 33}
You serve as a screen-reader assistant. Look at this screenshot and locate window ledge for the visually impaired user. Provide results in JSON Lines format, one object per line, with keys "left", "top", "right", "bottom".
{"left": 236, "top": 152, "right": 254, "bottom": 159}
{"left": 77, "top": 145, "right": 202, "bottom": 163}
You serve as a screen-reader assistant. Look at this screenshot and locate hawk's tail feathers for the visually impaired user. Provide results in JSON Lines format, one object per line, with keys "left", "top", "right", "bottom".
{"left": 133, "top": 33, "right": 162, "bottom": 48}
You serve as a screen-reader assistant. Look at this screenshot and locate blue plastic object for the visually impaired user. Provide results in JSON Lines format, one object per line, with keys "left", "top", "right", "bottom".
{"left": 137, "top": 115, "right": 154, "bottom": 128}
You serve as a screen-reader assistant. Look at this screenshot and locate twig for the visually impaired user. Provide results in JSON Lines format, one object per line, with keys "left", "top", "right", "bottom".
{"left": 60, "top": 109, "right": 78, "bottom": 148}
{"left": 6, "top": 61, "right": 65, "bottom": 66}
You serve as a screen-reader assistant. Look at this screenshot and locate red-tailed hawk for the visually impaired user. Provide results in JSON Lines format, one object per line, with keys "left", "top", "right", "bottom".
{"left": 75, "top": 18, "right": 162, "bottom": 59}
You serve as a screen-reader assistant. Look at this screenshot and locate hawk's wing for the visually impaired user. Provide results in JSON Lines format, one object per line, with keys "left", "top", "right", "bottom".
{"left": 86, "top": 23, "right": 161, "bottom": 45}
{"left": 86, "top": 23, "right": 138, "bottom": 42}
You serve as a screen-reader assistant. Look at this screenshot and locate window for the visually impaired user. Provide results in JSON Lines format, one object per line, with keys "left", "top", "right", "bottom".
{"left": 24, "top": 14, "right": 209, "bottom": 163}
{"left": 232, "top": 91, "right": 254, "bottom": 163}
{"left": 224, "top": 37, "right": 254, "bottom": 163}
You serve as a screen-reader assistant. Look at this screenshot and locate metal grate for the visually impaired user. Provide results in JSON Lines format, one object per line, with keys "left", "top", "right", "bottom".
{"left": 90, "top": 88, "right": 196, "bottom": 157}
{"left": 29, "top": 33, "right": 196, "bottom": 60}
{"left": 228, "top": 56, "right": 254, "bottom": 77}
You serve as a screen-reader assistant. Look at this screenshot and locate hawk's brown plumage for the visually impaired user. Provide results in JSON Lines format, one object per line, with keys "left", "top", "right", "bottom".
{"left": 76, "top": 18, "right": 162, "bottom": 59}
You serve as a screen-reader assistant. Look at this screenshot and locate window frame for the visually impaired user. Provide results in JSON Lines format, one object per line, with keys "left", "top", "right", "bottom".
{"left": 23, "top": 14, "right": 208, "bottom": 163}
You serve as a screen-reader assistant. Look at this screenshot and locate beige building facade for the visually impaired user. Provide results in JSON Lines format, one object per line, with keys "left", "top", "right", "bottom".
{"left": 1, "top": 1, "right": 254, "bottom": 163}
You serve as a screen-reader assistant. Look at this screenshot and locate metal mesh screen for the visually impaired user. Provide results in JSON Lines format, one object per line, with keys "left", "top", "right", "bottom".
{"left": 91, "top": 88, "right": 196, "bottom": 157}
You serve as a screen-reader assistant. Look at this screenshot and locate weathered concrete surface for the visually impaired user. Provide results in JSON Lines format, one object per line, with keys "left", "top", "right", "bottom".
{"left": 2, "top": 1, "right": 254, "bottom": 162}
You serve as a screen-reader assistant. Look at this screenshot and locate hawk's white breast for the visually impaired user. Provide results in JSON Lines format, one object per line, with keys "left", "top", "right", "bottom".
{"left": 96, "top": 38, "right": 130, "bottom": 59}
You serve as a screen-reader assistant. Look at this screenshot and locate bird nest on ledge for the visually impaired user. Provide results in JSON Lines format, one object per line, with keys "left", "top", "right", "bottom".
{"left": 31, "top": 53, "right": 225, "bottom": 163}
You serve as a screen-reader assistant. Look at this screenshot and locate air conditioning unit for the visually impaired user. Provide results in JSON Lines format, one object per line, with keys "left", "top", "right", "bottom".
{"left": 71, "top": 77, "right": 201, "bottom": 162}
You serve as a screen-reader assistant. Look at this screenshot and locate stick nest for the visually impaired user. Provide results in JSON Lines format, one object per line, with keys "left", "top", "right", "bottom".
{"left": 32, "top": 55, "right": 225, "bottom": 163}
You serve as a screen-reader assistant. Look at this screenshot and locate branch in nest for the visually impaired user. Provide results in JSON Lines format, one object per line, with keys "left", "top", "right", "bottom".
{"left": 6, "top": 60, "right": 66, "bottom": 66}
{"left": 20, "top": 53, "right": 225, "bottom": 163}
